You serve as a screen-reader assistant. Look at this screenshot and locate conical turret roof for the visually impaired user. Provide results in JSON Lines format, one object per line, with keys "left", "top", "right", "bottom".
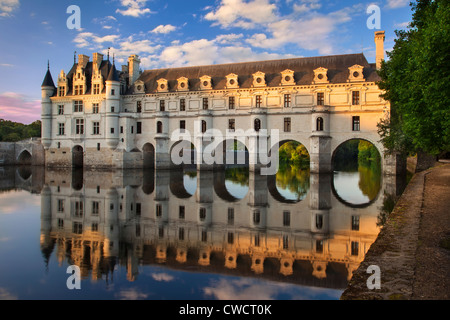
{"left": 107, "top": 63, "right": 120, "bottom": 82}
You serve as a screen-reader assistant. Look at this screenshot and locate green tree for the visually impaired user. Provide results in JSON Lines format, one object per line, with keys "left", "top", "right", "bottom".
{"left": 377, "top": 0, "right": 450, "bottom": 156}
{"left": 0, "top": 119, "right": 41, "bottom": 142}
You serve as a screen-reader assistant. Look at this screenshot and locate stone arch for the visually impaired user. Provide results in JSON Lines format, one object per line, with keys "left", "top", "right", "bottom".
{"left": 169, "top": 140, "right": 196, "bottom": 168}
{"left": 17, "top": 150, "right": 32, "bottom": 166}
{"left": 72, "top": 145, "right": 84, "bottom": 168}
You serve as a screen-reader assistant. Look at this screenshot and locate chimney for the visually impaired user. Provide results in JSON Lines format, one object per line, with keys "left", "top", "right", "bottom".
{"left": 128, "top": 55, "right": 141, "bottom": 85}
{"left": 78, "top": 54, "right": 90, "bottom": 69}
{"left": 375, "top": 31, "right": 385, "bottom": 70}
{"left": 93, "top": 53, "right": 104, "bottom": 70}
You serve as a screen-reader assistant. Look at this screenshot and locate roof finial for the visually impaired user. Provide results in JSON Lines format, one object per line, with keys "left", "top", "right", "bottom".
{"left": 107, "top": 47, "right": 111, "bottom": 62}
{"left": 74, "top": 51, "right": 77, "bottom": 64}
{"left": 113, "top": 53, "right": 115, "bottom": 65}
{"left": 47, "top": 60, "right": 50, "bottom": 70}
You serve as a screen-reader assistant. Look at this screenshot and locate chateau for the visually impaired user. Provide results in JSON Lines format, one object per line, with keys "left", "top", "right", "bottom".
{"left": 41, "top": 31, "right": 400, "bottom": 174}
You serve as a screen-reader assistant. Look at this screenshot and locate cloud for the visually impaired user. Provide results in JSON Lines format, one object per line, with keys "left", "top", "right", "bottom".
{"left": 116, "top": 0, "right": 152, "bottom": 17}
{"left": 151, "top": 24, "right": 177, "bottom": 34}
{"left": 0, "top": 63, "right": 14, "bottom": 67}
{"left": 394, "top": 21, "right": 410, "bottom": 28}
{"left": 116, "top": 288, "right": 149, "bottom": 300}
{"left": 204, "top": 0, "right": 278, "bottom": 29}
{"left": 386, "top": 0, "right": 411, "bottom": 9}
{"left": 0, "top": 288, "right": 17, "bottom": 300}
{"left": 73, "top": 32, "right": 120, "bottom": 49}
{"left": 151, "top": 273, "right": 175, "bottom": 282}
{"left": 0, "top": 92, "right": 41, "bottom": 124}
{"left": 0, "top": 0, "right": 19, "bottom": 17}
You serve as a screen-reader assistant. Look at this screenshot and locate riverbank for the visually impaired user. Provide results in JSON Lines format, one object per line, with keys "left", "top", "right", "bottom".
{"left": 341, "top": 162, "right": 450, "bottom": 300}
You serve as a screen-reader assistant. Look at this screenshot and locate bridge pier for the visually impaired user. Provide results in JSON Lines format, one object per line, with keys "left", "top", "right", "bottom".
{"left": 310, "top": 136, "right": 333, "bottom": 174}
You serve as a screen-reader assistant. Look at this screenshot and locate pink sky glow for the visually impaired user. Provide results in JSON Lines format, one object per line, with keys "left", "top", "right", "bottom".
{"left": 0, "top": 92, "right": 41, "bottom": 124}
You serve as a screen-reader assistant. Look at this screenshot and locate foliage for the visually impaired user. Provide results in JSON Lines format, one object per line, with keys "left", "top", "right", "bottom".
{"left": 279, "top": 141, "right": 310, "bottom": 165}
{"left": 276, "top": 164, "right": 310, "bottom": 201}
{"left": 0, "top": 119, "right": 41, "bottom": 142}
{"left": 377, "top": 0, "right": 450, "bottom": 156}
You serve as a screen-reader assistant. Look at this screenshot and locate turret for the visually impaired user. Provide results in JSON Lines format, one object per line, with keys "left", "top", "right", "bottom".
{"left": 105, "top": 64, "right": 120, "bottom": 148}
{"left": 41, "top": 63, "right": 56, "bottom": 150}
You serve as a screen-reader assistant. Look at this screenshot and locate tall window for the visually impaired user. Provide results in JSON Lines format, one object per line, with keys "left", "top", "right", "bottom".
{"left": 180, "top": 120, "right": 186, "bottom": 132}
{"left": 137, "top": 101, "right": 142, "bottom": 113}
{"left": 352, "top": 216, "right": 360, "bottom": 231}
{"left": 75, "top": 119, "right": 84, "bottom": 135}
{"left": 160, "top": 100, "right": 165, "bottom": 112}
{"left": 179, "top": 206, "right": 185, "bottom": 220}
{"left": 351, "top": 242, "right": 359, "bottom": 256}
{"left": 93, "top": 84, "right": 100, "bottom": 95}
{"left": 228, "top": 119, "right": 235, "bottom": 132}
{"left": 137, "top": 122, "right": 142, "bottom": 134}
{"left": 92, "top": 103, "right": 99, "bottom": 114}
{"left": 317, "top": 92, "right": 325, "bottom": 106}
{"left": 254, "top": 119, "right": 261, "bottom": 132}
{"left": 199, "top": 208, "right": 206, "bottom": 221}
{"left": 253, "top": 210, "right": 261, "bottom": 225}
{"left": 284, "top": 117, "right": 291, "bottom": 132}
{"left": 74, "top": 101, "right": 83, "bottom": 113}
{"left": 201, "top": 120, "right": 207, "bottom": 133}
{"left": 58, "top": 199, "right": 65, "bottom": 213}
{"left": 316, "top": 117, "right": 324, "bottom": 132}
{"left": 352, "top": 91, "right": 360, "bottom": 105}
{"left": 92, "top": 202, "right": 99, "bottom": 216}
{"left": 255, "top": 95, "right": 262, "bottom": 108}
{"left": 316, "top": 214, "right": 323, "bottom": 230}
{"left": 58, "top": 87, "right": 65, "bottom": 97}
{"left": 284, "top": 94, "right": 291, "bottom": 108}
{"left": 352, "top": 116, "right": 361, "bottom": 131}
{"left": 74, "top": 201, "right": 84, "bottom": 218}
{"left": 156, "top": 204, "right": 162, "bottom": 218}
{"left": 203, "top": 98, "right": 209, "bottom": 110}
{"left": 58, "top": 105, "right": 64, "bottom": 115}
{"left": 93, "top": 122, "right": 100, "bottom": 135}
{"left": 229, "top": 96, "right": 235, "bottom": 110}
{"left": 180, "top": 98, "right": 186, "bottom": 111}
{"left": 58, "top": 123, "right": 65, "bottom": 136}
{"left": 157, "top": 121, "right": 163, "bottom": 134}
{"left": 283, "top": 211, "right": 291, "bottom": 227}
{"left": 227, "top": 208, "right": 234, "bottom": 225}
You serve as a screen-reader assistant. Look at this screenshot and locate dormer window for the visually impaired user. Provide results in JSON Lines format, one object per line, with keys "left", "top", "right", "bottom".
{"left": 200, "top": 76, "right": 212, "bottom": 90}
{"left": 134, "top": 80, "right": 145, "bottom": 94}
{"left": 177, "top": 77, "right": 189, "bottom": 91}
{"left": 281, "top": 69, "right": 295, "bottom": 86}
{"left": 157, "top": 79, "right": 169, "bottom": 93}
{"left": 313, "top": 67, "right": 329, "bottom": 84}
{"left": 226, "top": 73, "right": 239, "bottom": 89}
{"left": 252, "top": 72, "right": 266, "bottom": 87}
{"left": 348, "top": 65, "right": 365, "bottom": 82}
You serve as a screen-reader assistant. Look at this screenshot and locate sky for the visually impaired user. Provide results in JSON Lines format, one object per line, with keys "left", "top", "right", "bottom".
{"left": 0, "top": 0, "right": 413, "bottom": 124}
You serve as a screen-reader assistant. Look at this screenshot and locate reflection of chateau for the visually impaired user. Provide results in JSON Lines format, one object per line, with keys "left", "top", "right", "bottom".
{"left": 33, "top": 168, "right": 398, "bottom": 289}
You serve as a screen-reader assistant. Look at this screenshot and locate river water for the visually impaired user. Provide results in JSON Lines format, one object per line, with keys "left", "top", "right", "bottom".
{"left": 0, "top": 164, "right": 407, "bottom": 300}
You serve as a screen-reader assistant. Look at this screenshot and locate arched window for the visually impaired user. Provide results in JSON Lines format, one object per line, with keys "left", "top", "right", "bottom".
{"left": 157, "top": 121, "right": 163, "bottom": 134}
{"left": 316, "top": 117, "right": 324, "bottom": 132}
{"left": 254, "top": 119, "right": 261, "bottom": 132}
{"left": 201, "top": 120, "right": 207, "bottom": 133}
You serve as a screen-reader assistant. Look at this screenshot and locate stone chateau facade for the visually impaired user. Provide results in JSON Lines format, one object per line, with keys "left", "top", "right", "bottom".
{"left": 41, "top": 31, "right": 401, "bottom": 174}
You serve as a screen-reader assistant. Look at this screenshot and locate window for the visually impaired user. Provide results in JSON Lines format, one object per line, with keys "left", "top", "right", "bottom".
{"left": 283, "top": 235, "right": 289, "bottom": 249}
{"left": 73, "top": 222, "right": 83, "bottom": 235}
{"left": 228, "top": 232, "right": 234, "bottom": 244}
{"left": 254, "top": 234, "right": 260, "bottom": 247}
{"left": 199, "top": 208, "right": 206, "bottom": 221}
{"left": 75, "top": 119, "right": 84, "bottom": 135}
{"left": 316, "top": 215, "right": 323, "bottom": 230}
{"left": 156, "top": 204, "right": 162, "bottom": 218}
{"left": 180, "top": 98, "right": 186, "bottom": 111}
{"left": 203, "top": 98, "right": 209, "bottom": 110}
{"left": 93, "top": 84, "right": 100, "bottom": 95}
{"left": 202, "top": 231, "right": 208, "bottom": 242}
{"left": 284, "top": 118, "right": 291, "bottom": 132}
{"left": 201, "top": 120, "right": 207, "bottom": 133}
{"left": 352, "top": 91, "right": 360, "bottom": 105}
{"left": 253, "top": 210, "right": 261, "bottom": 225}
{"left": 110, "top": 128, "right": 115, "bottom": 134}
{"left": 254, "top": 119, "right": 261, "bottom": 132}
{"left": 228, "top": 208, "right": 234, "bottom": 225}
{"left": 180, "top": 120, "right": 186, "bottom": 131}
{"left": 137, "top": 101, "right": 142, "bottom": 113}
{"left": 136, "top": 203, "right": 141, "bottom": 216}
{"left": 352, "top": 216, "right": 360, "bottom": 231}
{"left": 160, "top": 100, "right": 165, "bottom": 112}
{"left": 58, "top": 87, "right": 65, "bottom": 97}
{"left": 255, "top": 95, "right": 262, "bottom": 108}
{"left": 352, "top": 116, "right": 361, "bottom": 131}
{"left": 179, "top": 206, "right": 185, "bottom": 220}
{"left": 351, "top": 242, "right": 359, "bottom": 256}
{"left": 137, "top": 122, "right": 142, "bottom": 134}
{"left": 58, "top": 199, "right": 65, "bottom": 213}
{"left": 229, "top": 96, "right": 235, "bottom": 110}
{"left": 93, "top": 122, "right": 100, "bottom": 135}
{"left": 97, "top": 143, "right": 101, "bottom": 151}
{"left": 58, "top": 123, "right": 65, "bottom": 136}
{"left": 74, "top": 85, "right": 80, "bottom": 96}
{"left": 58, "top": 105, "right": 64, "bottom": 115}
{"left": 316, "top": 240, "right": 323, "bottom": 253}
{"left": 317, "top": 92, "right": 324, "bottom": 106}
{"left": 283, "top": 211, "right": 291, "bottom": 227}
{"left": 157, "top": 121, "right": 163, "bottom": 134}
{"left": 284, "top": 94, "right": 291, "bottom": 108}
{"left": 74, "top": 101, "right": 83, "bottom": 113}
{"left": 179, "top": 228, "right": 185, "bottom": 241}
{"left": 92, "top": 103, "right": 99, "bottom": 114}
{"left": 316, "top": 117, "right": 324, "bottom": 132}
{"left": 228, "top": 119, "right": 235, "bottom": 132}
{"left": 58, "top": 219, "right": 64, "bottom": 229}
{"left": 74, "top": 201, "right": 84, "bottom": 218}
{"left": 92, "top": 202, "right": 99, "bottom": 216}
{"left": 111, "top": 89, "right": 115, "bottom": 96}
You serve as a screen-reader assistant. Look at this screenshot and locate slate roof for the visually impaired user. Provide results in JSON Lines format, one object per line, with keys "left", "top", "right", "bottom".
{"left": 41, "top": 69, "right": 56, "bottom": 88}
{"left": 65, "top": 60, "right": 116, "bottom": 95}
{"left": 135, "top": 53, "right": 380, "bottom": 94}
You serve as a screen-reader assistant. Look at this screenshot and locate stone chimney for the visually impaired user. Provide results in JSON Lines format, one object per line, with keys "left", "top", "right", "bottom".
{"left": 93, "top": 53, "right": 104, "bottom": 70}
{"left": 128, "top": 55, "right": 141, "bottom": 85}
{"left": 78, "top": 54, "right": 90, "bottom": 69}
{"left": 375, "top": 31, "right": 385, "bottom": 70}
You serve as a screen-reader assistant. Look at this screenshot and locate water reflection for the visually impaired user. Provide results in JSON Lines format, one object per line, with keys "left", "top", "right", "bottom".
{"left": 0, "top": 164, "right": 407, "bottom": 300}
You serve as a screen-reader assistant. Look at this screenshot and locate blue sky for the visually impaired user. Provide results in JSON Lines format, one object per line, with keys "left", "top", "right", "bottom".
{"left": 0, "top": 0, "right": 413, "bottom": 124}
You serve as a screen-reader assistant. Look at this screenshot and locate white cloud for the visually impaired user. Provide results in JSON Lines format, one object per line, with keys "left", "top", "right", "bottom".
{"left": 394, "top": 21, "right": 410, "bottom": 28}
{"left": 386, "top": 0, "right": 410, "bottom": 9}
{"left": 0, "top": 0, "right": 19, "bottom": 17}
{"left": 293, "top": 0, "right": 321, "bottom": 13}
{"left": 116, "top": 0, "right": 152, "bottom": 17}
{"left": 116, "top": 289, "right": 149, "bottom": 300}
{"left": 73, "top": 32, "right": 120, "bottom": 49}
{"left": 151, "top": 273, "right": 175, "bottom": 282}
{"left": 204, "top": 0, "right": 278, "bottom": 29}
{"left": 151, "top": 24, "right": 177, "bottom": 34}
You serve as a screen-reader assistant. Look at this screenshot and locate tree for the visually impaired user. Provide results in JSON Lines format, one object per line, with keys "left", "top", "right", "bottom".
{"left": 0, "top": 119, "right": 41, "bottom": 142}
{"left": 377, "top": 0, "right": 450, "bottom": 156}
